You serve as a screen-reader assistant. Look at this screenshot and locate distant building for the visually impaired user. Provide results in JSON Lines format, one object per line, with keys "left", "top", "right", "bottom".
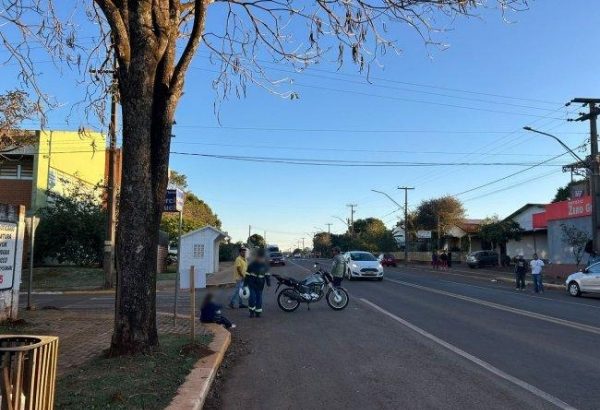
{"left": 504, "top": 204, "right": 548, "bottom": 260}
{"left": 0, "top": 130, "right": 106, "bottom": 212}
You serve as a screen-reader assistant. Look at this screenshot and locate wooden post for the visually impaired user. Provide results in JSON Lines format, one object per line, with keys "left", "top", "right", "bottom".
{"left": 190, "top": 266, "right": 195, "bottom": 344}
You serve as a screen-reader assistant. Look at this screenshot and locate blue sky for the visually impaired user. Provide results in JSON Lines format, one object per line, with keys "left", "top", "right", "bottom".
{"left": 3, "top": 1, "right": 599, "bottom": 251}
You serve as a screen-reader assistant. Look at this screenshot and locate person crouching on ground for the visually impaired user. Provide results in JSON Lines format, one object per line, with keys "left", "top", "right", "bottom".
{"left": 515, "top": 255, "right": 527, "bottom": 291}
{"left": 201, "top": 293, "right": 236, "bottom": 329}
{"left": 229, "top": 246, "right": 248, "bottom": 309}
{"left": 245, "top": 248, "right": 271, "bottom": 318}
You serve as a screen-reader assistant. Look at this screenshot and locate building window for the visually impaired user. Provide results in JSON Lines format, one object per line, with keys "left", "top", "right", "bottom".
{"left": 0, "top": 156, "right": 33, "bottom": 180}
{"left": 193, "top": 244, "right": 205, "bottom": 259}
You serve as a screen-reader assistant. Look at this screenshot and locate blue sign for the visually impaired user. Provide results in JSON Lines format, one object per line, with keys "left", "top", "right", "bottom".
{"left": 164, "top": 189, "right": 184, "bottom": 212}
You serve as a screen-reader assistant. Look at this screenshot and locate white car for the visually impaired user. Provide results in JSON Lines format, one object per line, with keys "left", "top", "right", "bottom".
{"left": 343, "top": 251, "right": 384, "bottom": 281}
{"left": 565, "top": 261, "right": 600, "bottom": 297}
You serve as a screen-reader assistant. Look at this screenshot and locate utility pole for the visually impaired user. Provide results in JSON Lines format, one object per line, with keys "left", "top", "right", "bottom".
{"left": 572, "top": 97, "right": 600, "bottom": 254}
{"left": 91, "top": 54, "right": 118, "bottom": 289}
{"left": 326, "top": 223, "right": 332, "bottom": 234}
{"left": 398, "top": 186, "right": 415, "bottom": 264}
{"left": 264, "top": 230, "right": 267, "bottom": 244}
{"left": 302, "top": 237, "right": 305, "bottom": 249}
{"left": 248, "top": 225, "right": 251, "bottom": 242}
{"left": 347, "top": 204, "right": 357, "bottom": 236}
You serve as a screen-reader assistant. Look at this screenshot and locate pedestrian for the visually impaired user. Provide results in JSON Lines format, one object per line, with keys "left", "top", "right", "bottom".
{"left": 331, "top": 246, "right": 346, "bottom": 286}
{"left": 229, "top": 246, "right": 248, "bottom": 309}
{"left": 245, "top": 248, "right": 271, "bottom": 318}
{"left": 529, "top": 253, "right": 545, "bottom": 293}
{"left": 447, "top": 251, "right": 453, "bottom": 269}
{"left": 440, "top": 250, "right": 448, "bottom": 271}
{"left": 200, "top": 293, "right": 236, "bottom": 329}
{"left": 514, "top": 255, "right": 527, "bottom": 291}
{"left": 431, "top": 251, "right": 439, "bottom": 270}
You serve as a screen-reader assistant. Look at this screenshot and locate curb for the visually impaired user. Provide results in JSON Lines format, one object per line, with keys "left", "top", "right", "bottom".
{"left": 206, "top": 281, "right": 235, "bottom": 288}
{"left": 19, "top": 289, "right": 115, "bottom": 296}
{"left": 166, "top": 323, "right": 231, "bottom": 410}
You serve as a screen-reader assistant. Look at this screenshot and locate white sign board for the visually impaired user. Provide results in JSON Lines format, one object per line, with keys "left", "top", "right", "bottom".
{"left": 0, "top": 222, "right": 18, "bottom": 290}
{"left": 417, "top": 230, "right": 432, "bottom": 239}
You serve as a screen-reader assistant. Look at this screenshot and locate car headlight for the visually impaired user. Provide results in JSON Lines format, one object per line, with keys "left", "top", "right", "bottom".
{"left": 378, "top": 264, "right": 383, "bottom": 270}
{"left": 351, "top": 263, "right": 359, "bottom": 269}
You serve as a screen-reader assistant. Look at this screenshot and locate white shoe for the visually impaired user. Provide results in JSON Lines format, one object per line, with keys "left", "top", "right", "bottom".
{"left": 230, "top": 324, "right": 237, "bottom": 329}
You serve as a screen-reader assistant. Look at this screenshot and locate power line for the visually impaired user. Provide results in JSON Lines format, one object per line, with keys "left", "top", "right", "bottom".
{"left": 454, "top": 148, "right": 580, "bottom": 196}
{"left": 462, "top": 170, "right": 563, "bottom": 203}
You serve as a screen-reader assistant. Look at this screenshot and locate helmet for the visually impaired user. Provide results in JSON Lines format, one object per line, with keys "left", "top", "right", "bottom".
{"left": 239, "top": 286, "right": 250, "bottom": 299}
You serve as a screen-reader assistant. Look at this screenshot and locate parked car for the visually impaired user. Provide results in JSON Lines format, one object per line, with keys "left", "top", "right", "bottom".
{"left": 466, "top": 251, "right": 499, "bottom": 268}
{"left": 268, "top": 251, "right": 285, "bottom": 266}
{"left": 343, "top": 251, "right": 384, "bottom": 281}
{"left": 565, "top": 262, "right": 600, "bottom": 297}
{"left": 378, "top": 253, "right": 397, "bottom": 267}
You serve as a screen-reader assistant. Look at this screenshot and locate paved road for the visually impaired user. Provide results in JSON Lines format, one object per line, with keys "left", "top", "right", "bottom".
{"left": 211, "top": 259, "right": 600, "bottom": 410}
{"left": 23, "top": 260, "right": 600, "bottom": 409}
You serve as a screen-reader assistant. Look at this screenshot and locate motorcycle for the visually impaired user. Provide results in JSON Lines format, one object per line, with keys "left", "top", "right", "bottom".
{"left": 272, "top": 262, "right": 349, "bottom": 312}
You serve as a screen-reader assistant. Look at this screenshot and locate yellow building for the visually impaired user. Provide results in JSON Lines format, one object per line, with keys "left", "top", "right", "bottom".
{"left": 0, "top": 130, "right": 106, "bottom": 212}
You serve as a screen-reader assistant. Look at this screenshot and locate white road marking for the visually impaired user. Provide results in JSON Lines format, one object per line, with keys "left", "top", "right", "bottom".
{"left": 389, "top": 267, "right": 600, "bottom": 310}
{"left": 385, "top": 277, "right": 600, "bottom": 336}
{"left": 360, "top": 298, "right": 576, "bottom": 410}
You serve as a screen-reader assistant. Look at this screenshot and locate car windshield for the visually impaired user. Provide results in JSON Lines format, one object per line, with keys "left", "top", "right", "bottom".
{"left": 350, "top": 252, "right": 377, "bottom": 261}
{"left": 270, "top": 252, "right": 282, "bottom": 258}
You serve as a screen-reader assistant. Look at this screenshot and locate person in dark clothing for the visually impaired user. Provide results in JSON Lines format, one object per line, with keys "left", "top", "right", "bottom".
{"left": 432, "top": 251, "right": 439, "bottom": 270}
{"left": 245, "top": 248, "right": 271, "bottom": 318}
{"left": 200, "top": 293, "right": 236, "bottom": 329}
{"left": 447, "top": 251, "right": 453, "bottom": 269}
{"left": 439, "top": 250, "right": 448, "bottom": 270}
{"left": 514, "top": 255, "right": 527, "bottom": 291}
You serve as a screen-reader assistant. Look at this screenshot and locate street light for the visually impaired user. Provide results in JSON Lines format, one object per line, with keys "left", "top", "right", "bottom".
{"left": 371, "top": 189, "right": 402, "bottom": 209}
{"left": 523, "top": 126, "right": 585, "bottom": 163}
{"left": 524, "top": 125, "right": 599, "bottom": 256}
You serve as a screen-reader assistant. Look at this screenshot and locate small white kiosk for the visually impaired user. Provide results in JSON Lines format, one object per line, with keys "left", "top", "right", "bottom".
{"left": 179, "top": 225, "right": 227, "bottom": 289}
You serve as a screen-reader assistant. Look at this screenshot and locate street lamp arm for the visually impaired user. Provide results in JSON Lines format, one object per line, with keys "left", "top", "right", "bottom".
{"left": 523, "top": 126, "right": 586, "bottom": 164}
{"left": 331, "top": 215, "right": 349, "bottom": 226}
{"left": 371, "top": 189, "right": 402, "bottom": 209}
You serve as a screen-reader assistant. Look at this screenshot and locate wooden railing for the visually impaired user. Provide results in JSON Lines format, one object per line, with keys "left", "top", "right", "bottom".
{"left": 0, "top": 335, "right": 59, "bottom": 410}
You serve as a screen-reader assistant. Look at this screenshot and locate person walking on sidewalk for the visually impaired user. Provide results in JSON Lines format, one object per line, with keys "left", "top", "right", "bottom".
{"left": 514, "top": 255, "right": 527, "bottom": 291}
{"left": 331, "top": 246, "right": 346, "bottom": 286}
{"left": 245, "top": 248, "right": 271, "bottom": 318}
{"left": 431, "top": 251, "right": 439, "bottom": 270}
{"left": 229, "top": 246, "right": 248, "bottom": 309}
{"left": 530, "top": 253, "right": 545, "bottom": 293}
{"left": 439, "top": 250, "right": 448, "bottom": 271}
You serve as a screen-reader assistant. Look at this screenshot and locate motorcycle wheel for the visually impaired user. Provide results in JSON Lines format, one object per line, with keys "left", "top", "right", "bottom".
{"left": 277, "top": 289, "right": 300, "bottom": 312}
{"left": 326, "top": 287, "right": 349, "bottom": 310}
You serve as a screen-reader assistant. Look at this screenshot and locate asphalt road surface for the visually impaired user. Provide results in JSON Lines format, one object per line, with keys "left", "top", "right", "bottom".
{"left": 211, "top": 259, "right": 600, "bottom": 410}
{"left": 24, "top": 260, "right": 600, "bottom": 409}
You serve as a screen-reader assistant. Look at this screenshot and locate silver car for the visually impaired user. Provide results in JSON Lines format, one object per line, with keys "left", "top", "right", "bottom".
{"left": 565, "top": 262, "right": 600, "bottom": 297}
{"left": 343, "top": 251, "right": 384, "bottom": 281}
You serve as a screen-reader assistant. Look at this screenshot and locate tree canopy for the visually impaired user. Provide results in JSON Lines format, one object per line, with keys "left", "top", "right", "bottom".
{"left": 479, "top": 217, "right": 523, "bottom": 249}
{"left": 248, "top": 234, "right": 266, "bottom": 248}
{"left": 413, "top": 196, "right": 465, "bottom": 233}
{"left": 553, "top": 180, "right": 587, "bottom": 203}
{"left": 161, "top": 192, "right": 221, "bottom": 243}
{"left": 35, "top": 187, "right": 106, "bottom": 266}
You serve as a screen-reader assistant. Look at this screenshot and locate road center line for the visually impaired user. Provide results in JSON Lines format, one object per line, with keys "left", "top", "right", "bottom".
{"left": 359, "top": 298, "right": 576, "bottom": 410}
{"left": 385, "top": 278, "right": 600, "bottom": 336}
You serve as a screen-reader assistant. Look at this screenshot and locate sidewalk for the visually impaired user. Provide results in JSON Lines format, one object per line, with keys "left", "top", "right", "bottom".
{"left": 206, "top": 261, "right": 234, "bottom": 287}
{"left": 4, "top": 309, "right": 210, "bottom": 376}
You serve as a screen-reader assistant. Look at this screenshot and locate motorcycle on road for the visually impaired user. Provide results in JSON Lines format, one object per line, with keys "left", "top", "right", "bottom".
{"left": 272, "top": 262, "right": 349, "bottom": 312}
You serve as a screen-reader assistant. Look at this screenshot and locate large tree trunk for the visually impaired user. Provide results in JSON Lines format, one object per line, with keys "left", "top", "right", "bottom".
{"left": 109, "top": 33, "right": 174, "bottom": 355}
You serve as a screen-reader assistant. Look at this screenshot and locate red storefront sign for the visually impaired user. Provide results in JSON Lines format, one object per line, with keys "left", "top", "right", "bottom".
{"left": 532, "top": 196, "right": 592, "bottom": 229}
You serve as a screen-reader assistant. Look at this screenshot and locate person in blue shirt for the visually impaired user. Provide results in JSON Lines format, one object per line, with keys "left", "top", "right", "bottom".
{"left": 200, "top": 293, "right": 236, "bottom": 329}
{"left": 244, "top": 248, "right": 271, "bottom": 318}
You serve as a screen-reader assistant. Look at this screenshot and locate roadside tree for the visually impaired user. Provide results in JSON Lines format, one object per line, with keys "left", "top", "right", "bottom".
{"left": 560, "top": 223, "right": 591, "bottom": 267}
{"left": 414, "top": 196, "right": 465, "bottom": 246}
{"left": 248, "top": 234, "right": 266, "bottom": 249}
{"left": 479, "top": 217, "right": 523, "bottom": 265}
{"left": 0, "top": 90, "right": 37, "bottom": 153}
{"left": 36, "top": 188, "right": 106, "bottom": 266}
{"left": 2, "top": 0, "right": 527, "bottom": 353}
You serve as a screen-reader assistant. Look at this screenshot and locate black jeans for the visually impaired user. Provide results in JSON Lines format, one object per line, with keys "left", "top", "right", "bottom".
{"left": 205, "top": 316, "right": 233, "bottom": 329}
{"left": 333, "top": 276, "right": 343, "bottom": 287}
{"left": 515, "top": 272, "right": 526, "bottom": 289}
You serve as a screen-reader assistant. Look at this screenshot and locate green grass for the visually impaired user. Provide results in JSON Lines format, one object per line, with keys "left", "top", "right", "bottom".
{"left": 22, "top": 267, "right": 104, "bottom": 290}
{"left": 55, "top": 334, "right": 212, "bottom": 409}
